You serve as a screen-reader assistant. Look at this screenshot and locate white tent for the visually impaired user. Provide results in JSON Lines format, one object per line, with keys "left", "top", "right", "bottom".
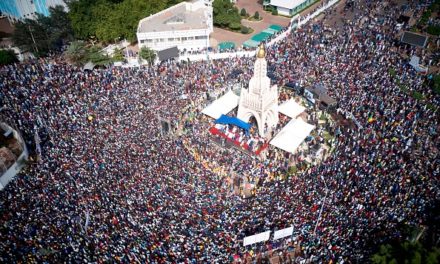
{"left": 201, "top": 90, "right": 239, "bottom": 119}
{"left": 278, "top": 99, "right": 305, "bottom": 119}
{"left": 270, "top": 118, "right": 315, "bottom": 153}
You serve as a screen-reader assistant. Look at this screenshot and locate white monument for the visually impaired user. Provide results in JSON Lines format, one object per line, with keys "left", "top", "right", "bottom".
{"left": 237, "top": 44, "right": 279, "bottom": 137}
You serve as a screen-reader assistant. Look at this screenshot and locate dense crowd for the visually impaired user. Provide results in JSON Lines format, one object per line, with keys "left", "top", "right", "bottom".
{"left": 1, "top": 0, "right": 439, "bottom": 263}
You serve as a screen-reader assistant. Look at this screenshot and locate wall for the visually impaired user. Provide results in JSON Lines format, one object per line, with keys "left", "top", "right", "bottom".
{"left": 0, "top": 123, "right": 28, "bottom": 190}
{"left": 137, "top": 28, "right": 211, "bottom": 51}
{"left": 277, "top": 6, "right": 292, "bottom": 16}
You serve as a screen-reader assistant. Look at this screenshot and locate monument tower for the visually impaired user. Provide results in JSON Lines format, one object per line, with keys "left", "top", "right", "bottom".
{"left": 237, "top": 44, "right": 278, "bottom": 137}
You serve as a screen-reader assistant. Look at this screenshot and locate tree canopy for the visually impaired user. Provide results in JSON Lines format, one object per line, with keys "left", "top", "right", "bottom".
{"left": 213, "top": 0, "right": 242, "bottom": 30}
{"left": 0, "top": 50, "right": 19, "bottom": 65}
{"left": 371, "top": 241, "right": 440, "bottom": 264}
{"left": 139, "top": 46, "right": 156, "bottom": 65}
{"left": 64, "top": 41, "right": 112, "bottom": 66}
{"left": 12, "top": 5, "right": 73, "bottom": 56}
{"left": 67, "top": 0, "right": 184, "bottom": 43}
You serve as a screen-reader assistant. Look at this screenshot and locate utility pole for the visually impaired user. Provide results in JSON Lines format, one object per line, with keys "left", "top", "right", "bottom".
{"left": 28, "top": 24, "right": 38, "bottom": 53}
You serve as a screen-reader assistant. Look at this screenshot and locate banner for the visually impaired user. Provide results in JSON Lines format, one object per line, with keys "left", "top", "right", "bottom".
{"left": 243, "top": 231, "right": 271, "bottom": 246}
{"left": 273, "top": 226, "right": 293, "bottom": 240}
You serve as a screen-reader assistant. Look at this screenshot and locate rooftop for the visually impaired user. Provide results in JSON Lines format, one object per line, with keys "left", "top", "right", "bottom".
{"left": 270, "top": 0, "right": 308, "bottom": 10}
{"left": 138, "top": 2, "right": 209, "bottom": 33}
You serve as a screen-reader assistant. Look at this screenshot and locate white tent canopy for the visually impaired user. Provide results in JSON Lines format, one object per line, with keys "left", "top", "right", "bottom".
{"left": 278, "top": 99, "right": 305, "bottom": 119}
{"left": 270, "top": 118, "right": 315, "bottom": 153}
{"left": 201, "top": 90, "right": 239, "bottom": 119}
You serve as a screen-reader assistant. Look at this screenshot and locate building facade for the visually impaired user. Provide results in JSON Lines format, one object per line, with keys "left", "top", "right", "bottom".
{"left": 137, "top": 0, "right": 213, "bottom": 52}
{"left": 270, "top": 0, "right": 315, "bottom": 16}
{"left": 0, "top": 0, "right": 67, "bottom": 20}
{"left": 237, "top": 45, "right": 279, "bottom": 137}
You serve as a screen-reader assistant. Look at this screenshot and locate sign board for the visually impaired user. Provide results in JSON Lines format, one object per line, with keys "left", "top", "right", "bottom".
{"left": 273, "top": 226, "right": 293, "bottom": 240}
{"left": 243, "top": 231, "right": 271, "bottom": 246}
{"left": 304, "top": 89, "right": 315, "bottom": 104}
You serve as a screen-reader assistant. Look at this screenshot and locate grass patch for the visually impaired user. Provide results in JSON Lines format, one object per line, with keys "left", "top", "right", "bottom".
{"left": 216, "top": 26, "right": 254, "bottom": 35}
{"left": 247, "top": 17, "right": 263, "bottom": 22}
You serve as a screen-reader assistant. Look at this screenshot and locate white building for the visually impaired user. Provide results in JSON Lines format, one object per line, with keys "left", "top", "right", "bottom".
{"left": 270, "top": 0, "right": 315, "bottom": 16}
{"left": 137, "top": 0, "right": 213, "bottom": 52}
{"left": 0, "top": 0, "right": 67, "bottom": 20}
{"left": 237, "top": 45, "right": 279, "bottom": 137}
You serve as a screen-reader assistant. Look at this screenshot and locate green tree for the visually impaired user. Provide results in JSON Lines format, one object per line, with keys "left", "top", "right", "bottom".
{"left": 67, "top": 0, "right": 99, "bottom": 39}
{"left": 229, "top": 22, "right": 241, "bottom": 30}
{"left": 112, "top": 48, "right": 125, "bottom": 62}
{"left": 254, "top": 11, "right": 260, "bottom": 19}
{"left": 12, "top": 18, "right": 50, "bottom": 56}
{"left": 67, "top": 0, "right": 172, "bottom": 43}
{"left": 240, "top": 8, "right": 247, "bottom": 17}
{"left": 46, "top": 6, "right": 73, "bottom": 46}
{"left": 12, "top": 5, "right": 72, "bottom": 56}
{"left": 371, "top": 241, "right": 440, "bottom": 264}
{"left": 213, "top": 0, "right": 242, "bottom": 30}
{"left": 0, "top": 50, "right": 18, "bottom": 65}
{"left": 86, "top": 46, "right": 112, "bottom": 66}
{"left": 139, "top": 46, "right": 156, "bottom": 65}
{"left": 272, "top": 8, "right": 278, "bottom": 15}
{"left": 427, "top": 25, "right": 440, "bottom": 36}
{"left": 432, "top": 75, "right": 440, "bottom": 94}
{"left": 64, "top": 41, "right": 89, "bottom": 66}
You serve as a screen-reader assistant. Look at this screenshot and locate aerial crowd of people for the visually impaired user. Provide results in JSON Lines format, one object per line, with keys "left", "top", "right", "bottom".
{"left": 0, "top": 0, "right": 439, "bottom": 263}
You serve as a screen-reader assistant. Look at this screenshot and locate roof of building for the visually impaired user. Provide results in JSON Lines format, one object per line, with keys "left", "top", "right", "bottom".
{"left": 401, "top": 31, "right": 428, "bottom": 48}
{"left": 138, "top": 1, "right": 209, "bottom": 33}
{"left": 270, "top": 0, "right": 308, "bottom": 10}
{"left": 158, "top": 46, "right": 179, "bottom": 61}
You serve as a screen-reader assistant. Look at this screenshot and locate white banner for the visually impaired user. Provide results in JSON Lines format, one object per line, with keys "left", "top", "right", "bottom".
{"left": 273, "top": 226, "right": 293, "bottom": 240}
{"left": 243, "top": 231, "right": 271, "bottom": 246}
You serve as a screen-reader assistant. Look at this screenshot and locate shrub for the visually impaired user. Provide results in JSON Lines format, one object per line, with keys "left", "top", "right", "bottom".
{"left": 0, "top": 49, "right": 18, "bottom": 65}
{"left": 432, "top": 75, "right": 440, "bottom": 94}
{"left": 427, "top": 25, "right": 440, "bottom": 36}
{"left": 240, "top": 8, "right": 247, "bottom": 17}
{"left": 240, "top": 26, "right": 250, "bottom": 34}
{"left": 272, "top": 8, "right": 278, "bottom": 16}
{"left": 254, "top": 11, "right": 260, "bottom": 20}
{"left": 229, "top": 22, "right": 241, "bottom": 30}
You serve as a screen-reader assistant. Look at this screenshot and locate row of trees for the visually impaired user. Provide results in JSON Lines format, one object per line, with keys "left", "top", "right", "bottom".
{"left": 67, "top": 0, "right": 183, "bottom": 43}
{"left": 64, "top": 41, "right": 156, "bottom": 66}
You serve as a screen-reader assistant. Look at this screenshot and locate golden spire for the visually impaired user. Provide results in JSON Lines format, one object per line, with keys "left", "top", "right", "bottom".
{"left": 257, "top": 43, "right": 265, "bottom": 58}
